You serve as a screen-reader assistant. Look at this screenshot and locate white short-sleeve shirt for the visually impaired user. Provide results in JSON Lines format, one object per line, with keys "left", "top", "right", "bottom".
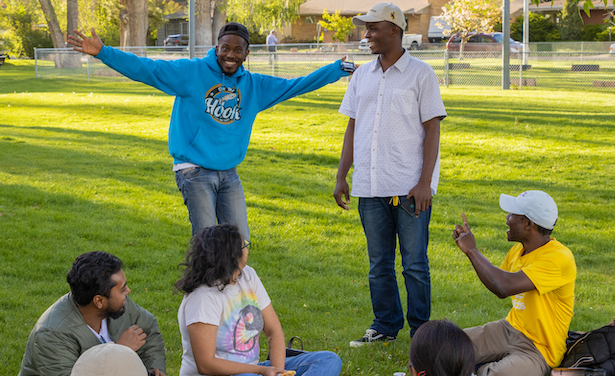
{"left": 178, "top": 266, "right": 271, "bottom": 376}
{"left": 339, "top": 52, "right": 447, "bottom": 197}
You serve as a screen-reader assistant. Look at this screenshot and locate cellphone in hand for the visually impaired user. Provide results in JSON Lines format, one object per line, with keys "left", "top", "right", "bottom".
{"left": 400, "top": 196, "right": 416, "bottom": 217}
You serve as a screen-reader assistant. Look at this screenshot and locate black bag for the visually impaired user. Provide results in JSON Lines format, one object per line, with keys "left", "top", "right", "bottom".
{"left": 559, "top": 325, "right": 615, "bottom": 376}
{"left": 266, "top": 336, "right": 308, "bottom": 360}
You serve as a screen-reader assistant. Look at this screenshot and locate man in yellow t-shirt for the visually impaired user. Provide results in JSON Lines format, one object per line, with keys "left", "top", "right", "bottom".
{"left": 453, "top": 190, "right": 576, "bottom": 376}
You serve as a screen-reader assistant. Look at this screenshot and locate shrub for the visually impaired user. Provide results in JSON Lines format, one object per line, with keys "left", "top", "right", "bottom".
{"left": 511, "top": 12, "right": 560, "bottom": 42}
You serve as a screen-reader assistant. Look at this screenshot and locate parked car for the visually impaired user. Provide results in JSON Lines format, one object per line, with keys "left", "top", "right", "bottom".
{"left": 164, "top": 34, "right": 189, "bottom": 48}
{"left": 446, "top": 32, "right": 521, "bottom": 53}
{"left": 359, "top": 34, "right": 423, "bottom": 51}
{"left": 610, "top": 43, "right": 614, "bottom": 54}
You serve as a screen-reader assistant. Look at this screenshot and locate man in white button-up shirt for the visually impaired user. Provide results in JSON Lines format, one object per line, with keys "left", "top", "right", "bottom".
{"left": 333, "top": 3, "right": 447, "bottom": 347}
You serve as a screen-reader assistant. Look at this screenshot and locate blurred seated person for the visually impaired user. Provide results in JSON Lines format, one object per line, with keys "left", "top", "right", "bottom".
{"left": 408, "top": 320, "right": 475, "bottom": 376}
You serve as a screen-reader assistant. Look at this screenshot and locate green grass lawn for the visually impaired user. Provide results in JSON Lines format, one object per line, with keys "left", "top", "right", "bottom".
{"left": 1, "top": 60, "right": 614, "bottom": 376}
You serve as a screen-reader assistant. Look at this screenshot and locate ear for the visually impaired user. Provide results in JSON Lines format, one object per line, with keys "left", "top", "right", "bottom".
{"left": 244, "top": 49, "right": 250, "bottom": 60}
{"left": 92, "top": 295, "right": 106, "bottom": 310}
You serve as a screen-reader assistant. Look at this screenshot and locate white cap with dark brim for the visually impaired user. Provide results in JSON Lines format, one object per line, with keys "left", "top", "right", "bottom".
{"left": 499, "top": 190, "right": 558, "bottom": 230}
{"left": 352, "top": 3, "right": 407, "bottom": 30}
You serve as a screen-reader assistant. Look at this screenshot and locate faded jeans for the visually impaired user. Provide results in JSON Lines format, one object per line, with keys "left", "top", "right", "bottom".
{"left": 234, "top": 351, "right": 343, "bottom": 376}
{"left": 174, "top": 166, "right": 250, "bottom": 240}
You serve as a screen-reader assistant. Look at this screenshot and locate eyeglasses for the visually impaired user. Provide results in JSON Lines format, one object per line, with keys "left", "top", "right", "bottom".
{"left": 242, "top": 240, "right": 251, "bottom": 251}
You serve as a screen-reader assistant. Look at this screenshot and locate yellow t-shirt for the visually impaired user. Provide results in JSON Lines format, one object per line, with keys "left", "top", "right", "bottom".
{"left": 501, "top": 238, "right": 576, "bottom": 368}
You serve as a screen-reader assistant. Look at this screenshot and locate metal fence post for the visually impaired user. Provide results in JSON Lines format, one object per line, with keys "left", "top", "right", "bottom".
{"left": 445, "top": 49, "right": 449, "bottom": 88}
{"left": 519, "top": 51, "right": 523, "bottom": 90}
{"left": 34, "top": 48, "right": 38, "bottom": 78}
{"left": 580, "top": 41, "right": 584, "bottom": 64}
{"left": 87, "top": 55, "right": 91, "bottom": 82}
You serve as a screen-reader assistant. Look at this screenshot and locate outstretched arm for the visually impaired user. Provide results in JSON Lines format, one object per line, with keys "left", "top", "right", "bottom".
{"left": 453, "top": 213, "right": 535, "bottom": 298}
{"left": 257, "top": 57, "right": 350, "bottom": 111}
{"left": 67, "top": 28, "right": 103, "bottom": 56}
{"left": 67, "top": 28, "right": 190, "bottom": 97}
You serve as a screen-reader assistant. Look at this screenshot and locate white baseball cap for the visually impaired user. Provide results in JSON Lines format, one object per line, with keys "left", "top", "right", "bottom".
{"left": 499, "top": 190, "right": 558, "bottom": 230}
{"left": 71, "top": 343, "right": 148, "bottom": 376}
{"left": 353, "top": 3, "right": 407, "bottom": 30}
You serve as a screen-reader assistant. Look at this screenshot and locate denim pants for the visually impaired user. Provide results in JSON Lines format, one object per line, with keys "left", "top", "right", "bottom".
{"left": 174, "top": 166, "right": 250, "bottom": 240}
{"left": 234, "top": 351, "right": 343, "bottom": 376}
{"left": 358, "top": 196, "right": 431, "bottom": 337}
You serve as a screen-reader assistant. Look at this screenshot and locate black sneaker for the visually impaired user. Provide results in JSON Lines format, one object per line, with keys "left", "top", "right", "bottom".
{"left": 349, "top": 328, "right": 396, "bottom": 347}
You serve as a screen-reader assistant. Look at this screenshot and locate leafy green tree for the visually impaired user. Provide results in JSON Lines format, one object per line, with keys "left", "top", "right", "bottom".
{"left": 318, "top": 9, "right": 354, "bottom": 43}
{"left": 0, "top": 0, "right": 53, "bottom": 57}
{"left": 510, "top": 12, "right": 560, "bottom": 42}
{"left": 222, "top": 0, "right": 303, "bottom": 34}
{"left": 560, "top": 0, "right": 583, "bottom": 40}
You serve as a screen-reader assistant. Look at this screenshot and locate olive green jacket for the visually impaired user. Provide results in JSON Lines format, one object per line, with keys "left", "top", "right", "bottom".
{"left": 18, "top": 293, "right": 166, "bottom": 376}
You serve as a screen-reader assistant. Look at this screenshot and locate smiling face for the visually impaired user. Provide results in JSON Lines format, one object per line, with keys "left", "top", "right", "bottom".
{"left": 505, "top": 213, "right": 531, "bottom": 243}
{"left": 103, "top": 270, "right": 130, "bottom": 319}
{"left": 216, "top": 34, "right": 250, "bottom": 76}
{"left": 364, "top": 21, "right": 400, "bottom": 55}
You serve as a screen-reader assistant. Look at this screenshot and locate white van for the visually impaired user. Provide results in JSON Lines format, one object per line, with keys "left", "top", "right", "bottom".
{"left": 428, "top": 17, "right": 451, "bottom": 43}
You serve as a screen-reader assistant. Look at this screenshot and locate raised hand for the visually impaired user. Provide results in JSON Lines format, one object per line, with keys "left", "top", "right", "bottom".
{"left": 453, "top": 213, "right": 477, "bottom": 254}
{"left": 67, "top": 28, "right": 103, "bottom": 57}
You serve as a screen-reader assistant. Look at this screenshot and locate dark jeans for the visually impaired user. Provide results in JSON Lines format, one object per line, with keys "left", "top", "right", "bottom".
{"left": 358, "top": 196, "right": 432, "bottom": 337}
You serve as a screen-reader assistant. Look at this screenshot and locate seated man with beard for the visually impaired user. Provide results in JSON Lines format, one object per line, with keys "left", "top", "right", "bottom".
{"left": 19, "top": 251, "right": 166, "bottom": 376}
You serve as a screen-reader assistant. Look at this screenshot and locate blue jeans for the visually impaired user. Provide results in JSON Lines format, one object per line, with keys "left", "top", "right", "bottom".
{"left": 174, "top": 166, "right": 250, "bottom": 240}
{"left": 358, "top": 196, "right": 431, "bottom": 337}
{"left": 234, "top": 351, "right": 342, "bottom": 376}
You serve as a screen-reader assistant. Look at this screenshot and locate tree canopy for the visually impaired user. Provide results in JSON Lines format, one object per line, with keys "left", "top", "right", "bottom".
{"left": 221, "top": 0, "right": 304, "bottom": 34}
{"left": 318, "top": 9, "right": 355, "bottom": 43}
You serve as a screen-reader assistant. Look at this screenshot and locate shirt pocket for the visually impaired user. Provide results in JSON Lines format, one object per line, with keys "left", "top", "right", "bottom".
{"left": 390, "top": 88, "right": 423, "bottom": 136}
{"left": 391, "top": 88, "right": 419, "bottom": 117}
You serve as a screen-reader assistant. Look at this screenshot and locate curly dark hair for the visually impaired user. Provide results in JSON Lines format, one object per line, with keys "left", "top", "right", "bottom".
{"left": 66, "top": 251, "right": 123, "bottom": 306}
{"left": 409, "top": 320, "right": 475, "bottom": 376}
{"left": 175, "top": 224, "right": 244, "bottom": 294}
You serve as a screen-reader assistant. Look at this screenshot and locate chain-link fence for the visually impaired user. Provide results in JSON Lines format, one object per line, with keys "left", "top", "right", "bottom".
{"left": 34, "top": 42, "right": 615, "bottom": 91}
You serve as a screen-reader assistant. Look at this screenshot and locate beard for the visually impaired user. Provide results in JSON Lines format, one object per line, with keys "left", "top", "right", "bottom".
{"left": 106, "top": 304, "right": 126, "bottom": 320}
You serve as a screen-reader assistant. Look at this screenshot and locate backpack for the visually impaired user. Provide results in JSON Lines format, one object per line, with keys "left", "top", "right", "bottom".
{"left": 559, "top": 325, "right": 615, "bottom": 376}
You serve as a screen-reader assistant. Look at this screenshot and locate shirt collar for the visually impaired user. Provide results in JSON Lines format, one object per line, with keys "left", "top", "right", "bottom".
{"left": 372, "top": 49, "right": 410, "bottom": 73}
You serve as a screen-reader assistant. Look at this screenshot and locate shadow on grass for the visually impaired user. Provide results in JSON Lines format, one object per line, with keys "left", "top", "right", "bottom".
{"left": 0, "top": 123, "right": 176, "bottom": 193}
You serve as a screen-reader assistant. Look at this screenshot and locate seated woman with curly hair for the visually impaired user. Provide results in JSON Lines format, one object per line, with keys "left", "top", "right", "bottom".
{"left": 409, "top": 320, "right": 475, "bottom": 376}
{"left": 175, "top": 224, "right": 343, "bottom": 376}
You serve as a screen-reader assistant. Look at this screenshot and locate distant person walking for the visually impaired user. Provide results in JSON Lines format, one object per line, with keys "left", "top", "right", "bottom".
{"left": 266, "top": 30, "right": 278, "bottom": 65}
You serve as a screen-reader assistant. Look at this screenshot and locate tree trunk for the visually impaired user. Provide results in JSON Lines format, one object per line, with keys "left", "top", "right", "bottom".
{"left": 212, "top": 0, "right": 226, "bottom": 45}
{"left": 38, "top": 0, "right": 65, "bottom": 67}
{"left": 195, "top": 0, "right": 212, "bottom": 47}
{"left": 65, "top": 0, "right": 82, "bottom": 68}
{"left": 120, "top": 0, "right": 148, "bottom": 49}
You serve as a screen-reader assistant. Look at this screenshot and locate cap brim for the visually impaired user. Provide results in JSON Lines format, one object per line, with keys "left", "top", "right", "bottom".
{"left": 499, "top": 194, "right": 524, "bottom": 215}
{"left": 352, "top": 14, "right": 386, "bottom": 26}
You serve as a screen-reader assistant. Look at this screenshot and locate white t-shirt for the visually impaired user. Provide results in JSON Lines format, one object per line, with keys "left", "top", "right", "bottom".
{"left": 178, "top": 265, "right": 271, "bottom": 376}
{"left": 339, "top": 51, "right": 447, "bottom": 197}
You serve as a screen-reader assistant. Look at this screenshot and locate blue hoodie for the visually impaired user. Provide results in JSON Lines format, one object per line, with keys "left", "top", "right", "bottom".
{"left": 96, "top": 46, "right": 349, "bottom": 170}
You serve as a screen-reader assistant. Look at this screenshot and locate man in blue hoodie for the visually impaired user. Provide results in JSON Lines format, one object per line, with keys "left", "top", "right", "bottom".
{"left": 68, "top": 23, "right": 352, "bottom": 240}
